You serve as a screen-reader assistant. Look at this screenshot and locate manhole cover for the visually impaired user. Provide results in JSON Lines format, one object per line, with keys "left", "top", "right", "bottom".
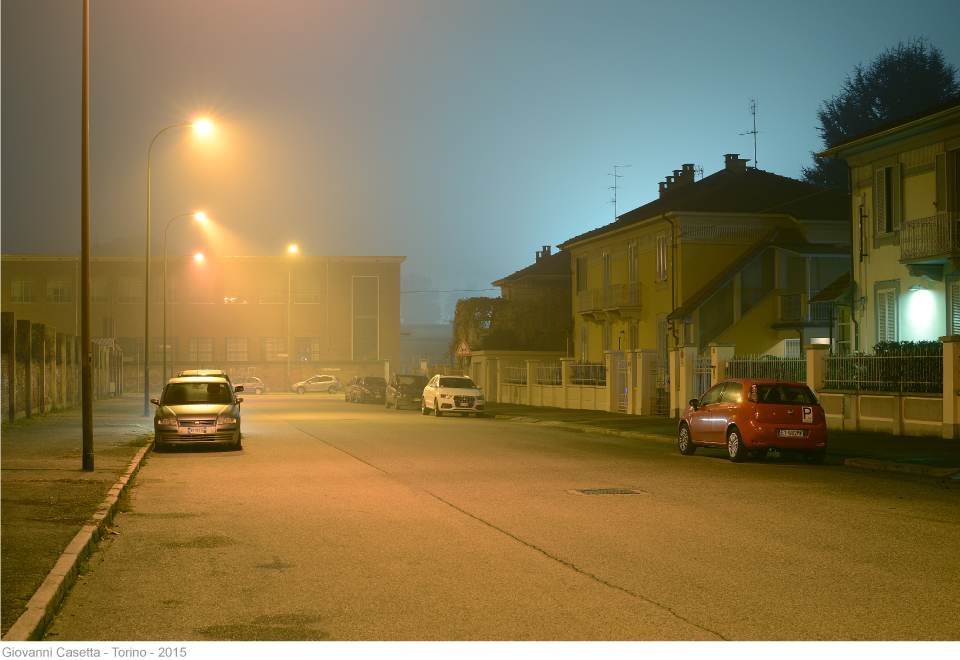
{"left": 577, "top": 488, "right": 641, "bottom": 495}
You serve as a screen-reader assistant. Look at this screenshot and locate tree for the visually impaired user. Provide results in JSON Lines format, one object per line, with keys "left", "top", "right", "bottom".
{"left": 802, "top": 37, "right": 959, "bottom": 190}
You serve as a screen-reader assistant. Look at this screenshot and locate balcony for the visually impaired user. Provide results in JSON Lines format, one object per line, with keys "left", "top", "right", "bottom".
{"left": 578, "top": 283, "right": 642, "bottom": 323}
{"left": 773, "top": 293, "right": 834, "bottom": 329}
{"left": 899, "top": 212, "right": 960, "bottom": 278}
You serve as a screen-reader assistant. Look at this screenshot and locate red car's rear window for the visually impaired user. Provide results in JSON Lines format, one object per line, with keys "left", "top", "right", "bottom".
{"left": 756, "top": 385, "right": 818, "bottom": 405}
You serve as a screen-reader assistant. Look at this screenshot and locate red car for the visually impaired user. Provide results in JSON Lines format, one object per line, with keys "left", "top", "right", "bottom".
{"left": 677, "top": 378, "right": 827, "bottom": 464}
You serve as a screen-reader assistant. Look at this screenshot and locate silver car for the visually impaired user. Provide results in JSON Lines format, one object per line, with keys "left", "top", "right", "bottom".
{"left": 293, "top": 374, "right": 342, "bottom": 394}
{"left": 152, "top": 377, "right": 244, "bottom": 451}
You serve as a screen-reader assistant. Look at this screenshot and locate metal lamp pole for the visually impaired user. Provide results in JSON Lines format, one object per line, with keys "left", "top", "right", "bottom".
{"left": 286, "top": 245, "right": 297, "bottom": 391}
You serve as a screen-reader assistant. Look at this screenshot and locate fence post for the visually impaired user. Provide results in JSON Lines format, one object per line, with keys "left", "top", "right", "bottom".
{"left": 637, "top": 349, "right": 657, "bottom": 416}
{"left": 941, "top": 335, "right": 960, "bottom": 440}
{"left": 805, "top": 343, "right": 829, "bottom": 393}
{"left": 57, "top": 333, "right": 66, "bottom": 408}
{"left": 45, "top": 326, "right": 56, "bottom": 409}
{"left": 560, "top": 357, "right": 574, "bottom": 410}
{"left": 18, "top": 320, "right": 32, "bottom": 419}
{"left": 672, "top": 344, "right": 696, "bottom": 418}
{"left": 2, "top": 313, "right": 15, "bottom": 422}
{"left": 494, "top": 357, "right": 503, "bottom": 405}
{"left": 526, "top": 359, "right": 537, "bottom": 407}
{"left": 708, "top": 343, "right": 736, "bottom": 383}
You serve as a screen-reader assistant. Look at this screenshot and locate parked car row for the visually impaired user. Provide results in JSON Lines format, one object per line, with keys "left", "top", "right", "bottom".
{"left": 343, "top": 373, "right": 485, "bottom": 418}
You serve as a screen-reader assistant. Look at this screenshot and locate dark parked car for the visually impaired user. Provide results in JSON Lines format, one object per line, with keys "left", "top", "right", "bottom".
{"left": 355, "top": 376, "right": 387, "bottom": 404}
{"left": 152, "top": 377, "right": 244, "bottom": 451}
{"left": 677, "top": 378, "right": 827, "bottom": 463}
{"left": 385, "top": 373, "right": 429, "bottom": 410}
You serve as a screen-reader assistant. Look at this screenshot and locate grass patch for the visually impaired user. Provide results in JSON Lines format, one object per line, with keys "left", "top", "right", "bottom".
{"left": 77, "top": 559, "right": 91, "bottom": 576}
{"left": 126, "top": 433, "right": 153, "bottom": 448}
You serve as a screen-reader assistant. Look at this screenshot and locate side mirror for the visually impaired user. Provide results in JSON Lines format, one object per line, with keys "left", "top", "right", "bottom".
{"left": 234, "top": 385, "right": 244, "bottom": 392}
{"left": 688, "top": 398, "right": 699, "bottom": 409}
{"left": 236, "top": 397, "right": 244, "bottom": 404}
{"left": 150, "top": 398, "right": 159, "bottom": 405}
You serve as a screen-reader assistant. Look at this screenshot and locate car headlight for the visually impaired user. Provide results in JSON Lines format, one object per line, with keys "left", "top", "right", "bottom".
{"left": 440, "top": 393, "right": 452, "bottom": 399}
{"left": 157, "top": 418, "right": 177, "bottom": 426}
{"left": 218, "top": 416, "right": 238, "bottom": 425}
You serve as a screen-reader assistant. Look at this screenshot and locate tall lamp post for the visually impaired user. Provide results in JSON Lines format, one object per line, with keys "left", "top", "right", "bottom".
{"left": 286, "top": 245, "right": 297, "bottom": 391}
{"left": 163, "top": 213, "right": 207, "bottom": 384}
{"left": 144, "top": 119, "right": 211, "bottom": 416}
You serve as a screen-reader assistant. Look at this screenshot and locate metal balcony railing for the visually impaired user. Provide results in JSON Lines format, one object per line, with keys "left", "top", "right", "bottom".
{"left": 577, "top": 289, "right": 602, "bottom": 314}
{"left": 602, "top": 282, "right": 641, "bottom": 309}
{"left": 900, "top": 212, "right": 960, "bottom": 261}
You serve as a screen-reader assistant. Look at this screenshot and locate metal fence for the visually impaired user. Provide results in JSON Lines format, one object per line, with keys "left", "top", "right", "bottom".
{"left": 726, "top": 355, "right": 807, "bottom": 382}
{"left": 536, "top": 363, "right": 562, "bottom": 386}
{"left": 822, "top": 351, "right": 943, "bottom": 393}
{"left": 650, "top": 359, "right": 670, "bottom": 416}
{"left": 571, "top": 361, "right": 606, "bottom": 386}
{"left": 504, "top": 365, "right": 527, "bottom": 385}
{"left": 692, "top": 353, "right": 712, "bottom": 399}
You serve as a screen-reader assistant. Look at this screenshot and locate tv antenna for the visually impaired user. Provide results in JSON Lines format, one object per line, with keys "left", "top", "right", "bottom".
{"left": 607, "top": 164, "right": 631, "bottom": 219}
{"left": 740, "top": 99, "right": 761, "bottom": 168}
{"left": 695, "top": 165, "right": 704, "bottom": 181}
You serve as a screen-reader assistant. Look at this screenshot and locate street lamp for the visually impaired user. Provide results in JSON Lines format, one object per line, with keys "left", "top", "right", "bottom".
{"left": 144, "top": 119, "right": 212, "bottom": 416}
{"left": 163, "top": 213, "right": 207, "bottom": 384}
{"left": 170, "top": 253, "right": 203, "bottom": 374}
{"left": 286, "top": 244, "right": 297, "bottom": 391}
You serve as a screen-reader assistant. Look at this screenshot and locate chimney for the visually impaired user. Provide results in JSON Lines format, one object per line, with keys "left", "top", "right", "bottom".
{"left": 536, "top": 245, "right": 552, "bottom": 262}
{"left": 659, "top": 164, "right": 696, "bottom": 197}
{"left": 724, "top": 153, "right": 748, "bottom": 173}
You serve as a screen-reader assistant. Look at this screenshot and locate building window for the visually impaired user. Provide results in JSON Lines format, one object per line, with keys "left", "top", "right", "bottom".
{"left": 655, "top": 234, "right": 668, "bottom": 282}
{"left": 152, "top": 337, "right": 179, "bottom": 363}
{"left": 189, "top": 284, "right": 214, "bottom": 304}
{"left": 951, "top": 281, "right": 960, "bottom": 335}
{"left": 875, "top": 164, "right": 902, "bottom": 235}
{"left": 628, "top": 323, "right": 639, "bottom": 350}
{"left": 260, "top": 337, "right": 285, "bottom": 362}
{"left": 295, "top": 337, "right": 321, "bottom": 362}
{"left": 294, "top": 277, "right": 321, "bottom": 304}
{"left": 117, "top": 337, "right": 142, "bottom": 364}
{"left": 352, "top": 276, "right": 379, "bottom": 361}
{"left": 223, "top": 288, "right": 247, "bottom": 304}
{"left": 260, "top": 277, "right": 283, "bottom": 304}
{"left": 602, "top": 253, "right": 611, "bottom": 288}
{"left": 225, "top": 337, "right": 248, "bottom": 362}
{"left": 189, "top": 337, "right": 214, "bottom": 362}
{"left": 628, "top": 242, "right": 638, "bottom": 283}
{"left": 784, "top": 339, "right": 801, "bottom": 358}
{"left": 877, "top": 288, "right": 897, "bottom": 343}
{"left": 91, "top": 276, "right": 108, "bottom": 304}
{"left": 118, "top": 276, "right": 144, "bottom": 304}
{"left": 46, "top": 276, "right": 72, "bottom": 303}
{"left": 602, "top": 324, "right": 612, "bottom": 351}
{"left": 580, "top": 325, "right": 588, "bottom": 361}
{"left": 10, "top": 276, "right": 37, "bottom": 303}
{"left": 577, "top": 257, "right": 587, "bottom": 293}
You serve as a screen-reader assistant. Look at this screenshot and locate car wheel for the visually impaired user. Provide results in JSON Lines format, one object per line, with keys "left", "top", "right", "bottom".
{"left": 296, "top": 386, "right": 305, "bottom": 395}
{"left": 153, "top": 440, "right": 164, "bottom": 453}
{"left": 435, "top": 399, "right": 443, "bottom": 417}
{"left": 234, "top": 435, "right": 242, "bottom": 451}
{"left": 750, "top": 449, "right": 769, "bottom": 460}
{"left": 805, "top": 450, "right": 826, "bottom": 465}
{"left": 254, "top": 387, "right": 263, "bottom": 395}
{"left": 727, "top": 427, "right": 747, "bottom": 462}
{"left": 328, "top": 385, "right": 337, "bottom": 394}
{"left": 421, "top": 399, "right": 430, "bottom": 415}
{"left": 678, "top": 423, "right": 696, "bottom": 455}
{"left": 395, "top": 400, "right": 402, "bottom": 411}
{"left": 360, "top": 394, "right": 367, "bottom": 404}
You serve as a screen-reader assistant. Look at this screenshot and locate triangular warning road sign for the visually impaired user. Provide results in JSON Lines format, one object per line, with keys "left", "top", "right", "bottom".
{"left": 455, "top": 339, "right": 472, "bottom": 356}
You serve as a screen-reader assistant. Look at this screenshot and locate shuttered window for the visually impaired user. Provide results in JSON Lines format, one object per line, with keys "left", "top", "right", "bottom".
{"left": 951, "top": 282, "right": 960, "bottom": 335}
{"left": 877, "top": 288, "right": 897, "bottom": 343}
{"left": 655, "top": 234, "right": 668, "bottom": 282}
{"left": 576, "top": 258, "right": 587, "bottom": 292}
{"left": 875, "top": 164, "right": 902, "bottom": 234}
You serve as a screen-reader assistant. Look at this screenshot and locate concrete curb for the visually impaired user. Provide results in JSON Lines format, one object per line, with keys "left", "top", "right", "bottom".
{"left": 494, "top": 414, "right": 960, "bottom": 476}
{"left": 1, "top": 439, "right": 154, "bottom": 642}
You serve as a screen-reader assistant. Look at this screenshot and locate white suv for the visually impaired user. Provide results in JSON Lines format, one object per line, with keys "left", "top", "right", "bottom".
{"left": 421, "top": 375, "right": 485, "bottom": 418}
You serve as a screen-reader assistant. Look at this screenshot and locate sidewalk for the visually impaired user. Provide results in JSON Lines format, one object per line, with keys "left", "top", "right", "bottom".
{"left": 1, "top": 395, "right": 153, "bottom": 639}
{"left": 486, "top": 402, "right": 960, "bottom": 476}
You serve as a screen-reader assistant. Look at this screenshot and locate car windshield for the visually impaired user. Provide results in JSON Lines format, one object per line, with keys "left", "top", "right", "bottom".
{"left": 439, "top": 377, "right": 475, "bottom": 389}
{"left": 364, "top": 377, "right": 387, "bottom": 386}
{"left": 163, "top": 382, "right": 234, "bottom": 406}
{"left": 397, "top": 375, "right": 427, "bottom": 386}
{"left": 756, "top": 385, "right": 818, "bottom": 405}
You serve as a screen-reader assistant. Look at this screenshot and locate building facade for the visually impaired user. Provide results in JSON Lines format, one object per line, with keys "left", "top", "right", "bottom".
{"left": 2, "top": 253, "right": 405, "bottom": 392}
{"left": 818, "top": 97, "right": 960, "bottom": 350}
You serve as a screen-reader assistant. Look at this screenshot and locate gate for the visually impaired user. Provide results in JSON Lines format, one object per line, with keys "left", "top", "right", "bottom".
{"left": 617, "top": 354, "right": 628, "bottom": 412}
{"left": 692, "top": 353, "right": 712, "bottom": 400}
{"left": 650, "top": 358, "right": 670, "bottom": 416}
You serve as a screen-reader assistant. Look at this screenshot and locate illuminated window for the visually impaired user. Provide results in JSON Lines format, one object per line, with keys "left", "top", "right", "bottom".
{"left": 11, "top": 276, "right": 37, "bottom": 303}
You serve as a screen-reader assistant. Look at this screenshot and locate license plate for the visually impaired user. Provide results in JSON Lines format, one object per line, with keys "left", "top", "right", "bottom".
{"left": 777, "top": 429, "right": 807, "bottom": 437}
{"left": 187, "top": 426, "right": 210, "bottom": 434}
{"left": 457, "top": 402, "right": 469, "bottom": 407}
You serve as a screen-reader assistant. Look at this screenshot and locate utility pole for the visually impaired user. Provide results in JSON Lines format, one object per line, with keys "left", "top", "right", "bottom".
{"left": 81, "top": 0, "right": 94, "bottom": 470}
{"left": 607, "top": 165, "right": 631, "bottom": 219}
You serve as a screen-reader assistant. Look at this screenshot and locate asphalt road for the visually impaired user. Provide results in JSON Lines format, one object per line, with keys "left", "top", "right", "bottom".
{"left": 44, "top": 394, "right": 960, "bottom": 641}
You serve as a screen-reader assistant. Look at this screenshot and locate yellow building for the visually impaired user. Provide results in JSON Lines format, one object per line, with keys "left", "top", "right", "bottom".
{"left": 2, "top": 253, "right": 405, "bottom": 392}
{"left": 817, "top": 97, "right": 960, "bottom": 349}
{"left": 558, "top": 155, "right": 849, "bottom": 363}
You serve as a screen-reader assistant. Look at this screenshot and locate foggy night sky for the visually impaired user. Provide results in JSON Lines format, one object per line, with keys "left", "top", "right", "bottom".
{"left": 2, "top": 0, "right": 959, "bottom": 321}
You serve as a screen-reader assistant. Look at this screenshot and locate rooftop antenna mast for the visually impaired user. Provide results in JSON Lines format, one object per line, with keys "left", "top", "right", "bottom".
{"left": 607, "top": 164, "right": 631, "bottom": 219}
{"left": 740, "top": 98, "right": 760, "bottom": 168}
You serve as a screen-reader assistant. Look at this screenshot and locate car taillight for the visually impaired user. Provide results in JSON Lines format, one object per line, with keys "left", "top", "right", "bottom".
{"left": 748, "top": 384, "right": 757, "bottom": 402}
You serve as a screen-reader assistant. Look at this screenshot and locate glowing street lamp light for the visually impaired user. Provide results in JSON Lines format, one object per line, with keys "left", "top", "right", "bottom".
{"left": 163, "top": 212, "right": 208, "bottom": 384}
{"left": 144, "top": 119, "right": 212, "bottom": 416}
